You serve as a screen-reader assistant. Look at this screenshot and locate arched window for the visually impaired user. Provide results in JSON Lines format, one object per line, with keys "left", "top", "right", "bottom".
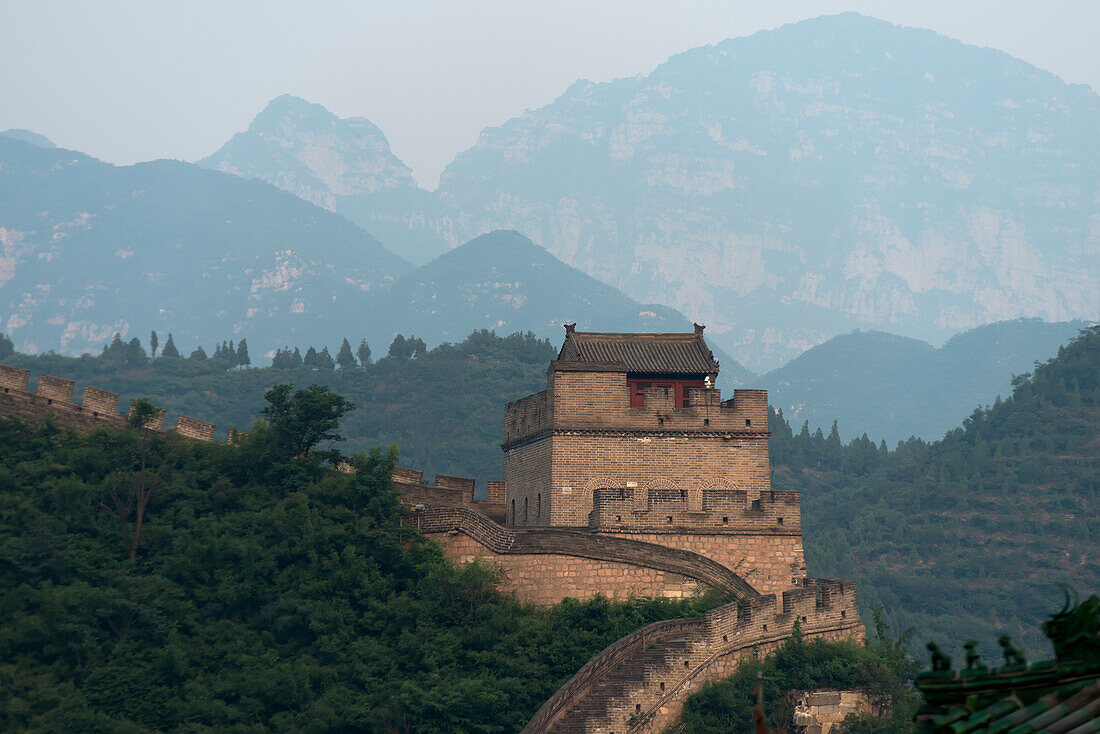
{"left": 524, "top": 497, "right": 528, "bottom": 523}
{"left": 537, "top": 492, "right": 541, "bottom": 519}
{"left": 511, "top": 499, "right": 515, "bottom": 524}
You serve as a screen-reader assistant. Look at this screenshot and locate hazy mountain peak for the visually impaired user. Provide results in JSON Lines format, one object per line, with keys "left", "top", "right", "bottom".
{"left": 199, "top": 95, "right": 417, "bottom": 211}
{"left": 436, "top": 13, "right": 1100, "bottom": 371}
{"left": 0, "top": 129, "right": 56, "bottom": 148}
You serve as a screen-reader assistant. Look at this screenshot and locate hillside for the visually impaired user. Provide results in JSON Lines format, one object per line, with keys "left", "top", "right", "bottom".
{"left": 775, "top": 325, "right": 1100, "bottom": 657}
{"left": 431, "top": 12, "right": 1100, "bottom": 370}
{"left": 360, "top": 230, "right": 755, "bottom": 386}
{"left": 0, "top": 136, "right": 411, "bottom": 358}
{"left": 761, "top": 319, "right": 1088, "bottom": 443}
{"left": 199, "top": 94, "right": 453, "bottom": 265}
{"left": 1, "top": 331, "right": 557, "bottom": 483}
{"left": 0, "top": 406, "right": 719, "bottom": 732}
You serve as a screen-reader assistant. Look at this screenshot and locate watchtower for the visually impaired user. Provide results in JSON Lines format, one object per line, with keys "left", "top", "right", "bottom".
{"left": 502, "top": 324, "right": 772, "bottom": 528}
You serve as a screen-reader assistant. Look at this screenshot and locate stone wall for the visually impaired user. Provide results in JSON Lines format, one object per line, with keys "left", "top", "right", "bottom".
{"left": 503, "top": 362, "right": 773, "bottom": 529}
{"left": 0, "top": 363, "right": 224, "bottom": 442}
{"left": 613, "top": 532, "right": 805, "bottom": 597}
{"left": 393, "top": 466, "right": 507, "bottom": 523}
{"left": 435, "top": 532, "right": 700, "bottom": 605}
{"left": 791, "top": 690, "right": 871, "bottom": 734}
{"left": 522, "top": 579, "right": 864, "bottom": 733}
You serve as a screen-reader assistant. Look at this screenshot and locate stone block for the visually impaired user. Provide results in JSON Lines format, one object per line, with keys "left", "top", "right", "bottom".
{"left": 175, "top": 414, "right": 215, "bottom": 441}
{"left": 0, "top": 365, "right": 30, "bottom": 391}
{"left": 37, "top": 374, "right": 74, "bottom": 403}
{"left": 82, "top": 386, "right": 119, "bottom": 416}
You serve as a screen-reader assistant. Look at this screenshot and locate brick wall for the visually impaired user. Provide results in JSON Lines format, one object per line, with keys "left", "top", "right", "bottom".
{"left": 503, "top": 363, "right": 774, "bottom": 530}
{"left": 613, "top": 532, "right": 805, "bottom": 596}
{"left": 0, "top": 364, "right": 223, "bottom": 442}
{"left": 393, "top": 467, "right": 507, "bottom": 524}
{"left": 434, "top": 533, "right": 701, "bottom": 605}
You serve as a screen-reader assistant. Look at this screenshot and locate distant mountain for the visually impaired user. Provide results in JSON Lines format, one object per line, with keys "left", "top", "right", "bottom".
{"left": 0, "top": 136, "right": 411, "bottom": 358}
{"left": 760, "top": 319, "right": 1089, "bottom": 443}
{"left": 0, "top": 129, "right": 55, "bottom": 148}
{"left": 430, "top": 12, "right": 1100, "bottom": 371}
{"left": 793, "top": 325, "right": 1100, "bottom": 657}
{"left": 199, "top": 95, "right": 452, "bottom": 265}
{"left": 361, "top": 230, "right": 754, "bottom": 386}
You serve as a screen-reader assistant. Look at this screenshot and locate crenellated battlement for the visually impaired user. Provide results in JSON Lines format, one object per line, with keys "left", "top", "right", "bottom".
{"left": 0, "top": 363, "right": 225, "bottom": 443}
{"left": 391, "top": 465, "right": 507, "bottom": 523}
{"left": 589, "top": 485, "right": 801, "bottom": 534}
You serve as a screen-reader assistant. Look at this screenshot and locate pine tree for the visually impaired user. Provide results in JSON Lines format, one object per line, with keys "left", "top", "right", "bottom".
{"left": 0, "top": 332, "right": 14, "bottom": 360}
{"left": 357, "top": 339, "right": 372, "bottom": 367}
{"left": 292, "top": 347, "right": 302, "bottom": 366}
{"left": 336, "top": 338, "right": 356, "bottom": 370}
{"left": 162, "top": 333, "right": 180, "bottom": 358}
{"left": 188, "top": 345, "right": 206, "bottom": 361}
{"left": 150, "top": 330, "right": 159, "bottom": 358}
{"left": 304, "top": 346, "right": 319, "bottom": 368}
{"left": 317, "top": 346, "right": 336, "bottom": 370}
{"left": 237, "top": 338, "right": 250, "bottom": 367}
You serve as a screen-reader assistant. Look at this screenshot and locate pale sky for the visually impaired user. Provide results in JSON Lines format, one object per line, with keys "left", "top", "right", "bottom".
{"left": 2, "top": 0, "right": 1098, "bottom": 189}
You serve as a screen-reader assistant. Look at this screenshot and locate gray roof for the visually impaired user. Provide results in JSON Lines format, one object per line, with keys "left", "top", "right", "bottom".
{"left": 557, "top": 327, "right": 719, "bottom": 375}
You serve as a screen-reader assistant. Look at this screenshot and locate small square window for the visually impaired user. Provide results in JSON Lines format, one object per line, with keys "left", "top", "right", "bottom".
{"left": 722, "top": 516, "right": 729, "bottom": 524}
{"left": 667, "top": 516, "right": 673, "bottom": 523}
{"left": 777, "top": 517, "right": 783, "bottom": 524}
{"left": 745, "top": 418, "right": 751, "bottom": 426}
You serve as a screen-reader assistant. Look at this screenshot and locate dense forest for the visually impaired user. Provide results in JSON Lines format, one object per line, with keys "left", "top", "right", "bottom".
{"left": 0, "top": 398, "right": 727, "bottom": 731}
{"left": 0, "top": 330, "right": 555, "bottom": 484}
{"left": 680, "top": 613, "right": 920, "bottom": 734}
{"left": 3, "top": 326, "right": 1097, "bottom": 657}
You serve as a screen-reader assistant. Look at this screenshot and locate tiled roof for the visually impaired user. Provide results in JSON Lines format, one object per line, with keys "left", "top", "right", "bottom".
{"left": 919, "top": 673, "right": 1100, "bottom": 733}
{"left": 557, "top": 327, "right": 719, "bottom": 375}
{"left": 915, "top": 593, "right": 1100, "bottom": 733}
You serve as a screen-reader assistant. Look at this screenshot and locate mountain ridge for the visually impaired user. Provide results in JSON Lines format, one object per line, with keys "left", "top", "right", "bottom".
{"left": 760, "top": 318, "right": 1089, "bottom": 443}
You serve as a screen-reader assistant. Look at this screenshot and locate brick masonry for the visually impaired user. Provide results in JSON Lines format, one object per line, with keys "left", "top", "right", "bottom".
{"left": 0, "top": 363, "right": 226, "bottom": 442}
{"left": 436, "top": 532, "right": 700, "bottom": 605}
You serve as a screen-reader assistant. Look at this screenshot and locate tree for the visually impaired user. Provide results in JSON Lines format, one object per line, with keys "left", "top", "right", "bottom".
{"left": 336, "top": 338, "right": 357, "bottom": 370}
{"left": 188, "top": 345, "right": 206, "bottom": 360}
{"left": 125, "top": 337, "right": 146, "bottom": 365}
{"left": 316, "top": 346, "right": 336, "bottom": 370}
{"left": 261, "top": 384, "right": 355, "bottom": 459}
{"left": 0, "top": 332, "right": 13, "bottom": 359}
{"left": 388, "top": 334, "right": 425, "bottom": 360}
{"left": 99, "top": 398, "right": 173, "bottom": 565}
{"left": 149, "top": 330, "right": 159, "bottom": 359}
{"left": 162, "top": 333, "right": 180, "bottom": 358}
{"left": 303, "top": 346, "right": 319, "bottom": 368}
{"left": 272, "top": 347, "right": 300, "bottom": 369}
{"left": 237, "top": 338, "right": 251, "bottom": 367}
{"left": 357, "top": 339, "right": 372, "bottom": 367}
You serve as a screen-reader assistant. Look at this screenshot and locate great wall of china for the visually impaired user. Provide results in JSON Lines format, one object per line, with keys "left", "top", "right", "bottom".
{"left": 0, "top": 364, "right": 234, "bottom": 441}
{"left": 1, "top": 327, "right": 867, "bottom": 733}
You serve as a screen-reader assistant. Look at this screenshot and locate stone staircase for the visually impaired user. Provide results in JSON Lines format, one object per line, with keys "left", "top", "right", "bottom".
{"left": 549, "top": 632, "right": 708, "bottom": 734}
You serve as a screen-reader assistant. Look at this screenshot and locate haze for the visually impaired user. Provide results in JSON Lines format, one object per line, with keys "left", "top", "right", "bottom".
{"left": 2, "top": 0, "right": 1098, "bottom": 188}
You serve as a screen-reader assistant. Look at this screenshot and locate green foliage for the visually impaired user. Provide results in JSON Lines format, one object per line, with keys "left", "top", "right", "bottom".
{"left": 261, "top": 384, "right": 355, "bottom": 460}
{"left": 681, "top": 609, "right": 920, "bottom": 734}
{"left": 336, "top": 337, "right": 356, "bottom": 370}
{"left": 357, "top": 338, "right": 372, "bottom": 366}
{"left": 161, "top": 333, "right": 179, "bottom": 359}
{"left": 0, "top": 417, "right": 716, "bottom": 732}
{"left": 0, "top": 332, "right": 12, "bottom": 359}
{"left": 773, "top": 326, "right": 1100, "bottom": 658}
{"left": 389, "top": 333, "right": 427, "bottom": 360}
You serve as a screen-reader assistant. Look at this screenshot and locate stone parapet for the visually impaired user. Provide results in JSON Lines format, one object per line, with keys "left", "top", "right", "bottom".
{"left": 0, "top": 363, "right": 230, "bottom": 443}
{"left": 175, "top": 415, "right": 216, "bottom": 442}
{"left": 37, "top": 374, "right": 75, "bottom": 403}
{"left": 590, "top": 486, "right": 801, "bottom": 534}
{"left": 394, "top": 468, "right": 507, "bottom": 524}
